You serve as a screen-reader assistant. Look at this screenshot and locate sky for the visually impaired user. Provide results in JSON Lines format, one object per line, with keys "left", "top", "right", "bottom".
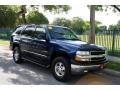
{"left": 39, "top": 5, "right": 120, "bottom": 27}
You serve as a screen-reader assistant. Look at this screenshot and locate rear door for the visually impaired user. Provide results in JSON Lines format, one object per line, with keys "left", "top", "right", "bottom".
{"left": 20, "top": 25, "right": 35, "bottom": 60}
{"left": 10, "top": 26, "right": 24, "bottom": 50}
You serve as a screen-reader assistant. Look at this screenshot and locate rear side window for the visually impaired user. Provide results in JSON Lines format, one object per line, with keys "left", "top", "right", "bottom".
{"left": 14, "top": 26, "right": 24, "bottom": 34}
{"left": 21, "top": 26, "right": 35, "bottom": 37}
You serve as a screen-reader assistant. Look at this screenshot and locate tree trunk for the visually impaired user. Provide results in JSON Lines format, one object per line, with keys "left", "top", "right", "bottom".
{"left": 17, "top": 5, "right": 27, "bottom": 24}
{"left": 21, "top": 5, "right": 27, "bottom": 24}
{"left": 89, "top": 5, "right": 95, "bottom": 44}
{"left": 22, "top": 13, "right": 26, "bottom": 24}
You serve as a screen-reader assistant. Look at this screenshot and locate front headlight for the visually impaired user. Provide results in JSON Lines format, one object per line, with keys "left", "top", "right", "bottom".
{"left": 75, "top": 51, "right": 90, "bottom": 62}
{"left": 76, "top": 51, "right": 90, "bottom": 56}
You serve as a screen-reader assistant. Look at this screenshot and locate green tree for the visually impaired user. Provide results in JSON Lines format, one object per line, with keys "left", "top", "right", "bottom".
{"left": 115, "top": 20, "right": 120, "bottom": 30}
{"left": 0, "top": 5, "right": 17, "bottom": 28}
{"left": 52, "top": 17, "right": 90, "bottom": 34}
{"left": 108, "top": 25, "right": 117, "bottom": 31}
{"left": 98, "top": 25, "right": 107, "bottom": 30}
{"left": 95, "top": 21, "right": 102, "bottom": 33}
{"left": 26, "top": 11, "right": 49, "bottom": 24}
{"left": 83, "top": 21, "right": 90, "bottom": 32}
{"left": 42, "top": 5, "right": 71, "bottom": 14}
{"left": 17, "top": 5, "right": 71, "bottom": 24}
{"left": 52, "top": 18, "right": 71, "bottom": 27}
{"left": 71, "top": 17, "right": 85, "bottom": 34}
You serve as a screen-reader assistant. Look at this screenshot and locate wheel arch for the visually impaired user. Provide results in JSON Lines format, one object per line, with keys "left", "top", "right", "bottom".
{"left": 49, "top": 50, "right": 71, "bottom": 66}
{"left": 12, "top": 42, "right": 20, "bottom": 50}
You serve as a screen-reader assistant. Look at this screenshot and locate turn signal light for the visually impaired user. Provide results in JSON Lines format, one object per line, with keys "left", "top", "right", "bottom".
{"left": 75, "top": 57, "right": 81, "bottom": 62}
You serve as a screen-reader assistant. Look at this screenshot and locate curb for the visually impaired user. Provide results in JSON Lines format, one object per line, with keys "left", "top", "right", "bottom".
{"left": 102, "top": 69, "right": 120, "bottom": 77}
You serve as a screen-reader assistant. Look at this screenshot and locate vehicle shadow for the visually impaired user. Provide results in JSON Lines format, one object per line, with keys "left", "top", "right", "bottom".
{"left": 0, "top": 54, "right": 86, "bottom": 85}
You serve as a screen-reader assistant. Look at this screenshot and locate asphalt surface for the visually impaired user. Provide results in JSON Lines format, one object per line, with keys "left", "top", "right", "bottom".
{"left": 0, "top": 45, "right": 120, "bottom": 85}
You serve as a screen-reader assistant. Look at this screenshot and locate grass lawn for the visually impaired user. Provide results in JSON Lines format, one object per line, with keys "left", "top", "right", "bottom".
{"left": 0, "top": 39, "right": 9, "bottom": 45}
{"left": 106, "top": 61, "right": 120, "bottom": 71}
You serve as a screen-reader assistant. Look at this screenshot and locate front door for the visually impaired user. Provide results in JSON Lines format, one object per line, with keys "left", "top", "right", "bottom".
{"left": 31, "top": 26, "right": 49, "bottom": 65}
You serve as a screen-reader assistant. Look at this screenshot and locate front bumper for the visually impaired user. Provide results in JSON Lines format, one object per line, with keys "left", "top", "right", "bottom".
{"left": 71, "top": 50, "right": 108, "bottom": 73}
{"left": 71, "top": 64, "right": 104, "bottom": 73}
{"left": 71, "top": 59, "right": 108, "bottom": 74}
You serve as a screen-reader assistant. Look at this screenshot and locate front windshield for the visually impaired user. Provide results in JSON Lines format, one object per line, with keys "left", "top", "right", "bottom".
{"left": 48, "top": 26, "right": 79, "bottom": 40}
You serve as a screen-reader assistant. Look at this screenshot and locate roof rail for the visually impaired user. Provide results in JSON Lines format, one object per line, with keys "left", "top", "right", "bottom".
{"left": 16, "top": 24, "right": 69, "bottom": 29}
{"left": 17, "top": 24, "right": 36, "bottom": 26}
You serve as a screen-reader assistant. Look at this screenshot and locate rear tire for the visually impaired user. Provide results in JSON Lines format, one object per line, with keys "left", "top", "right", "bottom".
{"left": 13, "top": 47, "right": 23, "bottom": 64}
{"left": 51, "top": 57, "right": 71, "bottom": 82}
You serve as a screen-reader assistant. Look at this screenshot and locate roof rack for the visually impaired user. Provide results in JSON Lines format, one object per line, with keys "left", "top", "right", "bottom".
{"left": 16, "top": 24, "right": 70, "bottom": 29}
{"left": 17, "top": 24, "right": 35, "bottom": 26}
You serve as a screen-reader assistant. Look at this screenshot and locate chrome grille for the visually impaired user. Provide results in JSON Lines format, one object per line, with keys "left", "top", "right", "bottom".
{"left": 90, "top": 51, "right": 106, "bottom": 61}
{"left": 90, "top": 51, "right": 105, "bottom": 55}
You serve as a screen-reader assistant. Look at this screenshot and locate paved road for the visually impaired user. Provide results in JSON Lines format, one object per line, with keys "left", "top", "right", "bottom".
{"left": 0, "top": 45, "right": 120, "bottom": 85}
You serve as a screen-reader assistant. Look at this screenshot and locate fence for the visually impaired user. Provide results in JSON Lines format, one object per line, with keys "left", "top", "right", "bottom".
{"left": 0, "top": 28, "right": 14, "bottom": 40}
{"left": 80, "top": 30, "right": 120, "bottom": 57}
{"left": 0, "top": 28, "right": 120, "bottom": 56}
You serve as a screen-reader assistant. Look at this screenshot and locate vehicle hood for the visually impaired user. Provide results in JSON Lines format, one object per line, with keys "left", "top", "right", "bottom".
{"left": 50, "top": 39, "right": 105, "bottom": 52}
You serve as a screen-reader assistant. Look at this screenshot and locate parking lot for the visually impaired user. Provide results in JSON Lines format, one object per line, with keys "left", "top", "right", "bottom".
{"left": 0, "top": 45, "right": 120, "bottom": 85}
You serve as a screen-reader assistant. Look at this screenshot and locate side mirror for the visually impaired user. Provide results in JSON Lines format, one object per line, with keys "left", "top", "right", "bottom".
{"left": 38, "top": 34, "right": 49, "bottom": 42}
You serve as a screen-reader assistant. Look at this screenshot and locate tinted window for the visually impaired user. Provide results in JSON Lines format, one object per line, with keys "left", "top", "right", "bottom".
{"left": 22, "top": 26, "right": 35, "bottom": 37}
{"left": 15, "top": 26, "right": 24, "bottom": 34}
{"left": 34, "top": 26, "right": 46, "bottom": 39}
{"left": 48, "top": 26, "right": 79, "bottom": 40}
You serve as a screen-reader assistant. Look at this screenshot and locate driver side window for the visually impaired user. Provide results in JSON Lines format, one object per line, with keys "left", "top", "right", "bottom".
{"left": 34, "top": 26, "right": 46, "bottom": 39}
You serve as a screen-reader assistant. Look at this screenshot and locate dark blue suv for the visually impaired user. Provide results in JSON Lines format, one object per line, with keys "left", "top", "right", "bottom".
{"left": 10, "top": 24, "right": 108, "bottom": 82}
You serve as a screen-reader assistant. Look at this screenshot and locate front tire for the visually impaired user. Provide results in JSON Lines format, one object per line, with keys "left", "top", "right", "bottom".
{"left": 13, "top": 47, "right": 23, "bottom": 64}
{"left": 51, "top": 57, "right": 71, "bottom": 82}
